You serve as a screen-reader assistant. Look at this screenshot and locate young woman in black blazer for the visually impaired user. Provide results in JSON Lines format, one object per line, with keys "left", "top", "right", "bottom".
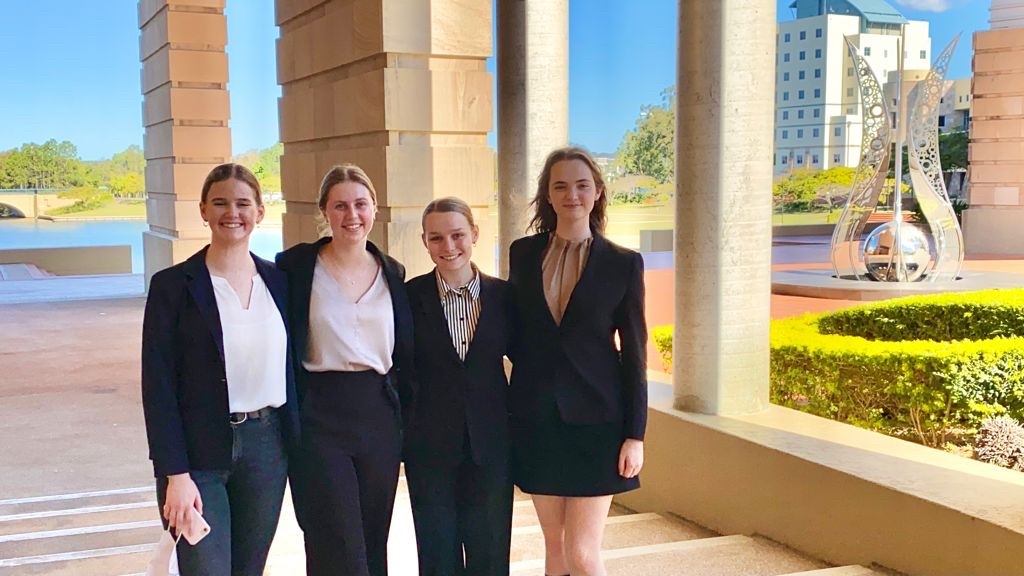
{"left": 275, "top": 164, "right": 414, "bottom": 576}
{"left": 142, "top": 163, "right": 299, "bottom": 575}
{"left": 405, "top": 197, "right": 514, "bottom": 576}
{"left": 508, "top": 147, "right": 648, "bottom": 576}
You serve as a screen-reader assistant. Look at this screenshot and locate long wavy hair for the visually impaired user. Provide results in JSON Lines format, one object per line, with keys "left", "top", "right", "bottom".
{"left": 528, "top": 146, "right": 607, "bottom": 234}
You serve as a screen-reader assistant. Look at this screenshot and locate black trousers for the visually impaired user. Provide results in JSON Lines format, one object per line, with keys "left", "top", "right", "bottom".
{"left": 298, "top": 370, "right": 402, "bottom": 576}
{"left": 406, "top": 432, "right": 513, "bottom": 576}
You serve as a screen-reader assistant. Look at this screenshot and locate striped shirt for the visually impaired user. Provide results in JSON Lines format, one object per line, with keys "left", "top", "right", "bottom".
{"left": 436, "top": 268, "right": 482, "bottom": 361}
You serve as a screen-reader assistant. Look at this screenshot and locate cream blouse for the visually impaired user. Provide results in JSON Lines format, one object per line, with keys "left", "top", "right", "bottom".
{"left": 541, "top": 234, "right": 593, "bottom": 325}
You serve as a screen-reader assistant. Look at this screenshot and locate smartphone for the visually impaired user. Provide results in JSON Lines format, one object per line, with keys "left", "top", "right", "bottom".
{"left": 181, "top": 508, "right": 211, "bottom": 545}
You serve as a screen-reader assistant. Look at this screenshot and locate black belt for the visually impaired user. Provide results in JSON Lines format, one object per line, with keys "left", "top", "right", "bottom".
{"left": 229, "top": 406, "right": 275, "bottom": 425}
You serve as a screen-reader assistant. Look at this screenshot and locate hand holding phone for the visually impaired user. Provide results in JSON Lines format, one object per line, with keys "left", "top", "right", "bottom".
{"left": 180, "top": 507, "right": 211, "bottom": 545}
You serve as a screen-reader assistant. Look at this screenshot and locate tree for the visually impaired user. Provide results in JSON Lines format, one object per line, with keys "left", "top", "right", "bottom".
{"left": 773, "top": 166, "right": 857, "bottom": 212}
{"left": 0, "top": 140, "right": 88, "bottom": 189}
{"left": 938, "top": 130, "right": 968, "bottom": 171}
{"left": 615, "top": 87, "right": 675, "bottom": 184}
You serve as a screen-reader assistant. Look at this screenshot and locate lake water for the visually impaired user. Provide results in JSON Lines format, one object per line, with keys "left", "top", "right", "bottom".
{"left": 0, "top": 219, "right": 283, "bottom": 273}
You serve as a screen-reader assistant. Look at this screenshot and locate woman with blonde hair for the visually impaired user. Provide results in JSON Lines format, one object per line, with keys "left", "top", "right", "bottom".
{"left": 276, "top": 164, "right": 414, "bottom": 576}
{"left": 508, "top": 147, "right": 648, "bottom": 576}
{"left": 142, "top": 163, "right": 298, "bottom": 575}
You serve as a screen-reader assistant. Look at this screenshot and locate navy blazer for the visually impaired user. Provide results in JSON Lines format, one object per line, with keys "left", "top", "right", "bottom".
{"left": 275, "top": 238, "right": 416, "bottom": 425}
{"left": 405, "top": 270, "right": 513, "bottom": 467}
{"left": 141, "top": 247, "right": 300, "bottom": 478}
{"left": 507, "top": 232, "right": 648, "bottom": 440}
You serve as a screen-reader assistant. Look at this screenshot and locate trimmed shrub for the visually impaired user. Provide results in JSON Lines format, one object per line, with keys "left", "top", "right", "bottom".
{"left": 652, "top": 326, "right": 673, "bottom": 372}
{"left": 654, "top": 289, "right": 1024, "bottom": 447}
{"left": 974, "top": 415, "right": 1024, "bottom": 471}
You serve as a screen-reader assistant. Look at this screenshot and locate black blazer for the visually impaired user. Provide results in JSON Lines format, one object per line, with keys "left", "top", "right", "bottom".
{"left": 507, "top": 232, "right": 648, "bottom": 440}
{"left": 405, "top": 270, "right": 513, "bottom": 467}
{"left": 275, "top": 237, "right": 416, "bottom": 424}
{"left": 141, "top": 247, "right": 300, "bottom": 478}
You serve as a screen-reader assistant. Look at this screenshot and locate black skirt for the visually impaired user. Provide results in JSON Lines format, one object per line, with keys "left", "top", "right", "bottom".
{"left": 510, "top": 408, "right": 639, "bottom": 497}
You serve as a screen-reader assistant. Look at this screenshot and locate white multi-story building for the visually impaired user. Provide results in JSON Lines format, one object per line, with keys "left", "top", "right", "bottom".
{"left": 939, "top": 77, "right": 971, "bottom": 133}
{"left": 774, "top": 0, "right": 932, "bottom": 175}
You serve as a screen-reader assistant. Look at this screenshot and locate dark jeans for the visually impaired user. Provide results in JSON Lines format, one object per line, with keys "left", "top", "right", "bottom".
{"left": 156, "top": 410, "right": 288, "bottom": 576}
{"left": 406, "top": 432, "right": 513, "bottom": 576}
{"left": 299, "top": 370, "right": 402, "bottom": 576}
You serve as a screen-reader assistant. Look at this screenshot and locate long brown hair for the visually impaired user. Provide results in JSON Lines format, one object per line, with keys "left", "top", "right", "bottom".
{"left": 201, "top": 163, "right": 263, "bottom": 205}
{"left": 528, "top": 147, "right": 607, "bottom": 234}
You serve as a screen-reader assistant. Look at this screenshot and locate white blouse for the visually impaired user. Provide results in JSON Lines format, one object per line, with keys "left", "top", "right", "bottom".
{"left": 210, "top": 273, "right": 288, "bottom": 413}
{"left": 303, "top": 258, "right": 395, "bottom": 375}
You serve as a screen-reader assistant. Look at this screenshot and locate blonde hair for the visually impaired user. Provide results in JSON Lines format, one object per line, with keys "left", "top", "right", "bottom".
{"left": 421, "top": 196, "right": 476, "bottom": 230}
{"left": 317, "top": 164, "right": 378, "bottom": 211}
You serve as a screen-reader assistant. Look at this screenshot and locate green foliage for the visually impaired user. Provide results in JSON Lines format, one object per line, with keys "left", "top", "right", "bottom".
{"left": 652, "top": 326, "right": 673, "bottom": 372}
{"left": 653, "top": 289, "right": 1024, "bottom": 447}
{"left": 615, "top": 87, "right": 675, "bottom": 184}
{"left": 234, "top": 143, "right": 283, "bottom": 194}
{"left": 939, "top": 131, "right": 968, "bottom": 171}
{"left": 818, "top": 290, "right": 1024, "bottom": 341}
{"left": 0, "top": 140, "right": 90, "bottom": 189}
{"left": 50, "top": 186, "right": 114, "bottom": 214}
{"left": 772, "top": 167, "right": 856, "bottom": 212}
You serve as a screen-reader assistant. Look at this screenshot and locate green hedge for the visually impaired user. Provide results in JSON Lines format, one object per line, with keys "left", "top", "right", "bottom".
{"left": 653, "top": 289, "right": 1024, "bottom": 447}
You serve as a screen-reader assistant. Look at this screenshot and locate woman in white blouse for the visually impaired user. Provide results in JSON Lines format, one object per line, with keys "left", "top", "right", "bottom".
{"left": 142, "top": 163, "right": 299, "bottom": 575}
{"left": 276, "top": 164, "right": 415, "bottom": 576}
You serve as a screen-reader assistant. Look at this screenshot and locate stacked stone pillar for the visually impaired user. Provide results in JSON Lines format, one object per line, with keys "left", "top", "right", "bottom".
{"left": 139, "top": 0, "right": 231, "bottom": 286}
{"left": 275, "top": 0, "right": 494, "bottom": 276}
{"left": 963, "top": 6, "right": 1024, "bottom": 255}
{"left": 673, "top": 0, "right": 776, "bottom": 414}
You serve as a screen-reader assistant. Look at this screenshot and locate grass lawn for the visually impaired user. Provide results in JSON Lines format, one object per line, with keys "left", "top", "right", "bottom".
{"left": 49, "top": 200, "right": 146, "bottom": 219}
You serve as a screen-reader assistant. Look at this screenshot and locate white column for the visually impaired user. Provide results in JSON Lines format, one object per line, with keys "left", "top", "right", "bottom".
{"left": 673, "top": 0, "right": 776, "bottom": 414}
{"left": 496, "top": 0, "right": 569, "bottom": 277}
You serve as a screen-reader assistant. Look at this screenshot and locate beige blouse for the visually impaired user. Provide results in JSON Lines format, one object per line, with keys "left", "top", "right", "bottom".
{"left": 541, "top": 234, "right": 593, "bottom": 325}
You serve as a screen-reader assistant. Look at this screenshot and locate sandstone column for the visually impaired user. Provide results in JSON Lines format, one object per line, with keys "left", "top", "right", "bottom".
{"left": 674, "top": 0, "right": 775, "bottom": 414}
{"left": 496, "top": 0, "right": 569, "bottom": 277}
{"left": 139, "top": 0, "right": 231, "bottom": 286}
{"left": 276, "top": 0, "right": 494, "bottom": 276}
{"left": 963, "top": 0, "right": 1024, "bottom": 255}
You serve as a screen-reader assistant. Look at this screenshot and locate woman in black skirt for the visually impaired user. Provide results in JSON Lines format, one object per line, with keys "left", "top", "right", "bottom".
{"left": 276, "top": 164, "right": 414, "bottom": 576}
{"left": 507, "top": 147, "right": 647, "bottom": 576}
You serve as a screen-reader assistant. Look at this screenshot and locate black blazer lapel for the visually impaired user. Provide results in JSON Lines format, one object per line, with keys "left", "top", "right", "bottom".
{"left": 182, "top": 247, "right": 225, "bottom": 365}
{"left": 414, "top": 276, "right": 464, "bottom": 366}
{"left": 463, "top": 275, "right": 498, "bottom": 365}
{"left": 559, "top": 233, "right": 608, "bottom": 328}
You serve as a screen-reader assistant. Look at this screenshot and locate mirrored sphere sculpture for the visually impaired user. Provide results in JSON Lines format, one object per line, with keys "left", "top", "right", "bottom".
{"left": 863, "top": 222, "right": 933, "bottom": 282}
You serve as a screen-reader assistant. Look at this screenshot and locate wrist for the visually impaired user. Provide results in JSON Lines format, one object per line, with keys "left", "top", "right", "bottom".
{"left": 167, "top": 472, "right": 191, "bottom": 484}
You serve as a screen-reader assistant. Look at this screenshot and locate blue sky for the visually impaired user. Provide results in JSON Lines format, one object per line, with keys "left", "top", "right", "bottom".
{"left": 0, "top": 0, "right": 988, "bottom": 160}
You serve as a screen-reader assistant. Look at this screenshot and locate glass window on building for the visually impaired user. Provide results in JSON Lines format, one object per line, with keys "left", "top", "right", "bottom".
{"left": 815, "top": 28, "right": 822, "bottom": 38}
{"left": 812, "top": 128, "right": 820, "bottom": 137}
{"left": 833, "top": 153, "right": 841, "bottom": 163}
{"left": 797, "top": 129, "right": 804, "bottom": 138}
{"left": 938, "top": 115, "right": 946, "bottom": 127}
{"left": 796, "top": 155, "right": 804, "bottom": 165}
{"left": 834, "top": 126, "right": 842, "bottom": 136}
{"left": 814, "top": 88, "right": 821, "bottom": 98}
{"left": 847, "top": 88, "right": 854, "bottom": 97}
{"left": 784, "top": 92, "right": 790, "bottom": 101}
{"left": 864, "top": 47, "right": 872, "bottom": 56}
{"left": 847, "top": 107, "right": 855, "bottom": 114}
{"left": 784, "top": 72, "right": 790, "bottom": 81}
{"left": 920, "top": 50, "right": 927, "bottom": 59}
{"left": 782, "top": 156, "right": 789, "bottom": 164}
{"left": 813, "top": 108, "right": 820, "bottom": 118}
{"left": 799, "top": 51, "right": 806, "bottom": 60}
{"left": 799, "top": 70, "right": 805, "bottom": 80}
{"left": 847, "top": 67, "right": 854, "bottom": 76}
{"left": 812, "top": 154, "right": 819, "bottom": 164}
{"left": 782, "top": 130, "right": 789, "bottom": 139}
{"left": 782, "top": 110, "right": 789, "bottom": 120}
{"left": 800, "top": 30, "right": 806, "bottom": 40}
{"left": 798, "top": 110, "right": 805, "bottom": 119}
{"left": 784, "top": 53, "right": 791, "bottom": 62}
{"left": 785, "top": 32, "right": 791, "bottom": 42}
{"left": 798, "top": 90, "right": 805, "bottom": 100}
{"left": 815, "top": 48, "right": 822, "bottom": 58}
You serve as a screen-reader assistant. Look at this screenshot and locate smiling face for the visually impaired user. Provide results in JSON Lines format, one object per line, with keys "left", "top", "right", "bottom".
{"left": 422, "top": 210, "right": 478, "bottom": 276}
{"left": 200, "top": 178, "right": 264, "bottom": 247}
{"left": 548, "top": 159, "right": 601, "bottom": 226}
{"left": 322, "top": 181, "right": 376, "bottom": 244}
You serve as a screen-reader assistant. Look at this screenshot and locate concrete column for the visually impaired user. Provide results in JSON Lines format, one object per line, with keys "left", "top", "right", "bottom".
{"left": 673, "top": 0, "right": 775, "bottom": 414}
{"left": 963, "top": 13, "right": 1024, "bottom": 255}
{"left": 139, "top": 0, "right": 232, "bottom": 287}
{"left": 496, "top": 0, "right": 569, "bottom": 277}
{"left": 276, "top": 0, "right": 494, "bottom": 276}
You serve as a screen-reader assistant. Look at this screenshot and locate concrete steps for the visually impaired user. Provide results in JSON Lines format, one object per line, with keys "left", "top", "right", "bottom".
{"left": 0, "top": 264, "right": 53, "bottom": 281}
{"left": 0, "top": 480, "right": 896, "bottom": 576}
